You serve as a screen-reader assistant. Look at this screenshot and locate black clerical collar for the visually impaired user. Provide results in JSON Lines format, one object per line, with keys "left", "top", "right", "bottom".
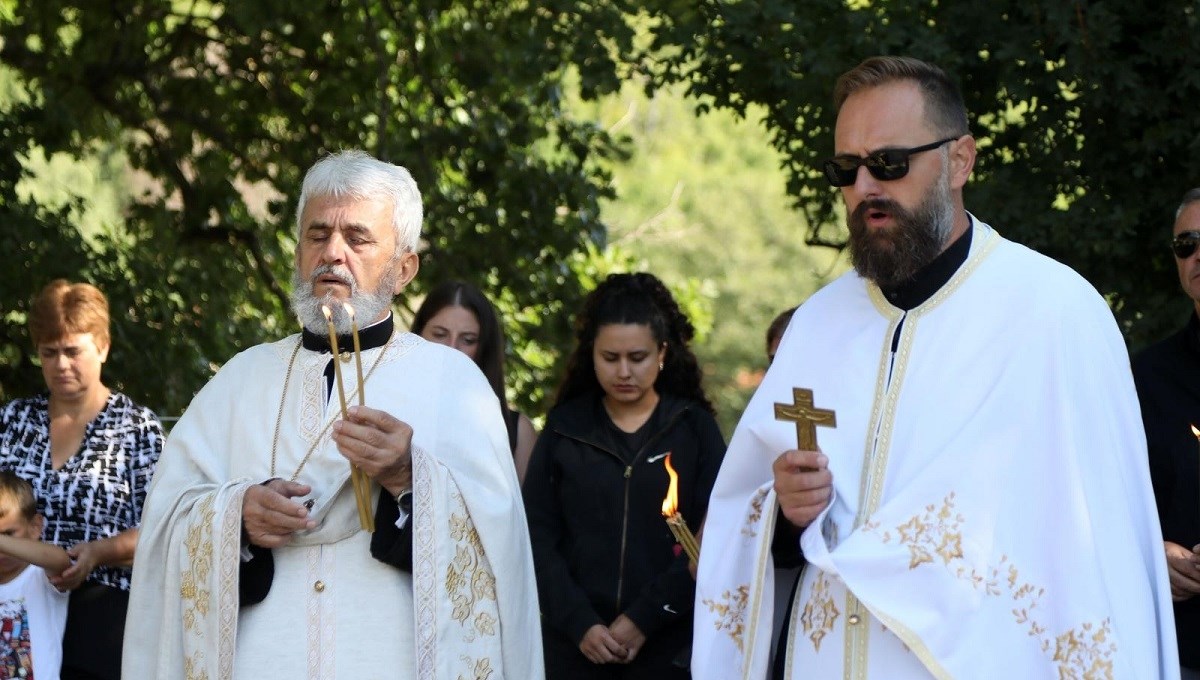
{"left": 301, "top": 313, "right": 393, "bottom": 353}
{"left": 879, "top": 217, "right": 974, "bottom": 311}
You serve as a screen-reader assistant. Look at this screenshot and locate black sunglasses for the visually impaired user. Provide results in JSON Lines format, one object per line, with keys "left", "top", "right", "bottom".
{"left": 1172, "top": 231, "right": 1200, "bottom": 259}
{"left": 823, "top": 137, "right": 959, "bottom": 187}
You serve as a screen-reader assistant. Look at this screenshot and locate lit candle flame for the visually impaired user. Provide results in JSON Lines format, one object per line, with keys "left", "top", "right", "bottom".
{"left": 661, "top": 453, "right": 679, "bottom": 516}
{"left": 343, "top": 301, "right": 356, "bottom": 320}
{"left": 659, "top": 452, "right": 699, "bottom": 564}
{"left": 1192, "top": 424, "right": 1199, "bottom": 438}
{"left": 321, "top": 304, "right": 333, "bottom": 320}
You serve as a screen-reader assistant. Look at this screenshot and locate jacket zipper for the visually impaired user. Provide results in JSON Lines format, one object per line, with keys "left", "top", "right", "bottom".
{"left": 616, "top": 463, "right": 634, "bottom": 606}
{"left": 556, "top": 406, "right": 690, "bottom": 610}
{"left": 614, "top": 407, "right": 688, "bottom": 608}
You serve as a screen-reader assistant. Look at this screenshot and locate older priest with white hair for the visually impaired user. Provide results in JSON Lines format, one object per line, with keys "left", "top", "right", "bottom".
{"left": 692, "top": 57, "right": 1177, "bottom": 679}
{"left": 123, "top": 150, "right": 542, "bottom": 679}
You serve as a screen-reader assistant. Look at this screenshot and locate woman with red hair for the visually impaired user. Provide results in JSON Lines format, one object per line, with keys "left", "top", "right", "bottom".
{"left": 0, "top": 280, "right": 163, "bottom": 680}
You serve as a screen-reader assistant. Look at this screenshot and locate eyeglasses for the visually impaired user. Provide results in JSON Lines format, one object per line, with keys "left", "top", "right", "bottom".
{"left": 822, "top": 137, "right": 959, "bottom": 187}
{"left": 1172, "top": 231, "right": 1200, "bottom": 259}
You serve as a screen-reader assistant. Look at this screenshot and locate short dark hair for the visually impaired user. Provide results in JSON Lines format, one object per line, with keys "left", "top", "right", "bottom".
{"left": 766, "top": 306, "right": 798, "bottom": 355}
{"left": 0, "top": 471, "right": 37, "bottom": 522}
{"left": 834, "top": 56, "right": 969, "bottom": 138}
{"left": 411, "top": 280, "right": 507, "bottom": 403}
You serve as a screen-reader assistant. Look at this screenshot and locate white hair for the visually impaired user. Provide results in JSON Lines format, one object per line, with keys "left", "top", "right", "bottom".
{"left": 295, "top": 149, "right": 423, "bottom": 254}
{"left": 1177, "top": 188, "right": 1200, "bottom": 222}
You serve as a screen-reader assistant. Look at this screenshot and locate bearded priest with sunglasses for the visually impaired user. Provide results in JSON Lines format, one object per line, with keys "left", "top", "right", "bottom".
{"left": 1133, "top": 189, "right": 1200, "bottom": 679}
{"left": 693, "top": 56, "right": 1177, "bottom": 679}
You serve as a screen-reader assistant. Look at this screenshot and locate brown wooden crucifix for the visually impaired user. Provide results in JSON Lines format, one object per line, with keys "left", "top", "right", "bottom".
{"left": 773, "top": 387, "right": 837, "bottom": 451}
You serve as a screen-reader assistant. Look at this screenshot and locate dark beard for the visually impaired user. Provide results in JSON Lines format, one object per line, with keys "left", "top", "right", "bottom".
{"left": 847, "top": 179, "right": 953, "bottom": 288}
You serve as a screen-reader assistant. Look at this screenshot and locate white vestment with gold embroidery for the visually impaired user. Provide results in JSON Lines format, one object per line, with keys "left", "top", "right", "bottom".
{"left": 122, "top": 332, "right": 543, "bottom": 680}
{"left": 693, "top": 220, "right": 1178, "bottom": 680}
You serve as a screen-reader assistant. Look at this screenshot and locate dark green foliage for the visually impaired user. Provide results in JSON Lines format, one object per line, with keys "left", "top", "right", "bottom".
{"left": 629, "top": 0, "right": 1200, "bottom": 347}
{"left": 3, "top": 0, "right": 1197, "bottom": 423}
{"left": 0, "top": 0, "right": 630, "bottom": 417}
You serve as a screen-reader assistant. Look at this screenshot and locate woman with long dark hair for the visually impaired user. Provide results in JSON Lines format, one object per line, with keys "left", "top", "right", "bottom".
{"left": 524, "top": 272, "right": 725, "bottom": 679}
{"left": 412, "top": 280, "right": 537, "bottom": 481}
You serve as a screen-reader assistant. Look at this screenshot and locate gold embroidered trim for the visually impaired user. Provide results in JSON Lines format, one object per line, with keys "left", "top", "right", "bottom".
{"left": 702, "top": 585, "right": 750, "bottom": 653}
{"left": 858, "top": 225, "right": 1002, "bottom": 525}
{"left": 740, "top": 488, "right": 782, "bottom": 677}
{"left": 447, "top": 484, "right": 501, "bottom": 677}
{"left": 184, "top": 656, "right": 204, "bottom": 680}
{"left": 180, "top": 496, "right": 216, "bottom": 680}
{"left": 269, "top": 331, "right": 420, "bottom": 455}
{"left": 181, "top": 497, "right": 216, "bottom": 631}
{"left": 1053, "top": 620, "right": 1114, "bottom": 678}
{"left": 843, "top": 593, "right": 870, "bottom": 680}
{"left": 854, "top": 308, "right": 903, "bottom": 529}
{"left": 801, "top": 571, "right": 840, "bottom": 652}
{"left": 841, "top": 226, "right": 1001, "bottom": 678}
{"left": 456, "top": 656, "right": 495, "bottom": 680}
{"left": 742, "top": 487, "right": 769, "bottom": 538}
{"left": 413, "top": 450, "right": 438, "bottom": 676}
{"left": 415, "top": 454, "right": 505, "bottom": 678}
{"left": 216, "top": 489, "right": 244, "bottom": 678}
{"left": 865, "top": 493, "right": 1116, "bottom": 676}
{"left": 447, "top": 497, "right": 499, "bottom": 640}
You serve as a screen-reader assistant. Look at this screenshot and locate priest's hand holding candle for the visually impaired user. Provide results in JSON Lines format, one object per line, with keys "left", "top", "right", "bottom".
{"left": 332, "top": 406, "right": 415, "bottom": 534}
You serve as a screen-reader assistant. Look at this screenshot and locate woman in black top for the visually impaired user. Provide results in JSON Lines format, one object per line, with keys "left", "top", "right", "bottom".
{"left": 412, "top": 280, "right": 537, "bottom": 482}
{"left": 524, "top": 272, "right": 725, "bottom": 679}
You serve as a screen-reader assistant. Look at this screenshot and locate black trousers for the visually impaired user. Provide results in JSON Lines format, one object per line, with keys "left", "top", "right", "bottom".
{"left": 61, "top": 581, "right": 129, "bottom": 680}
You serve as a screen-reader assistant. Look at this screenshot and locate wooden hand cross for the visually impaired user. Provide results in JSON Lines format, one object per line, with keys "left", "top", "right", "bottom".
{"left": 773, "top": 387, "right": 836, "bottom": 451}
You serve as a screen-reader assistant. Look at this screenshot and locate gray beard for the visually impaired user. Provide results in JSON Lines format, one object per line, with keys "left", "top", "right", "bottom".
{"left": 290, "top": 261, "right": 398, "bottom": 334}
{"left": 847, "top": 167, "right": 955, "bottom": 288}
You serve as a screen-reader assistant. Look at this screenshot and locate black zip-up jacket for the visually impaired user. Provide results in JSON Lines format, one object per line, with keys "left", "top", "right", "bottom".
{"left": 523, "top": 391, "right": 726, "bottom": 647}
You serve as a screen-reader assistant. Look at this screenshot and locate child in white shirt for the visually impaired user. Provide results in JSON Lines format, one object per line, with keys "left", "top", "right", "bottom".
{"left": 0, "top": 470, "right": 70, "bottom": 679}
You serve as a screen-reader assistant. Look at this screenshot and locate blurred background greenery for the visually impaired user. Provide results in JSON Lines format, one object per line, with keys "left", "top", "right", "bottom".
{"left": 3, "top": 1, "right": 1198, "bottom": 437}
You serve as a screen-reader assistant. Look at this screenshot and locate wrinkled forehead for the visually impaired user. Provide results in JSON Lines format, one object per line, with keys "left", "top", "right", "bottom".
{"left": 300, "top": 192, "right": 392, "bottom": 224}
{"left": 298, "top": 193, "right": 398, "bottom": 248}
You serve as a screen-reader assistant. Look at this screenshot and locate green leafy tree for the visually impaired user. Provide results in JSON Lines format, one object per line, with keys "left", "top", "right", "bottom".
{"left": 6, "top": 0, "right": 1199, "bottom": 425}
{"left": 580, "top": 82, "right": 842, "bottom": 433}
{"left": 0, "top": 0, "right": 640, "bottom": 417}
{"left": 624, "top": 0, "right": 1200, "bottom": 348}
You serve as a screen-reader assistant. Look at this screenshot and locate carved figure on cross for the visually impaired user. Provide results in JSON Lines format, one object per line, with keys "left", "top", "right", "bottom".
{"left": 773, "top": 387, "right": 836, "bottom": 451}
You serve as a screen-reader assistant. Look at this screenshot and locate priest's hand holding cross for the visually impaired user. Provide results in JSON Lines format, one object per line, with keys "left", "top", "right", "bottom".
{"left": 773, "top": 387, "right": 836, "bottom": 530}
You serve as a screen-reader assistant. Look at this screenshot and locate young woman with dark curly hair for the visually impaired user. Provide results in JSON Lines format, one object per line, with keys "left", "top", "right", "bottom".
{"left": 523, "top": 272, "right": 726, "bottom": 679}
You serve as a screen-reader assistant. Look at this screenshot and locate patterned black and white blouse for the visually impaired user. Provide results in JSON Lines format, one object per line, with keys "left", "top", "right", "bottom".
{"left": 0, "top": 392, "right": 163, "bottom": 591}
